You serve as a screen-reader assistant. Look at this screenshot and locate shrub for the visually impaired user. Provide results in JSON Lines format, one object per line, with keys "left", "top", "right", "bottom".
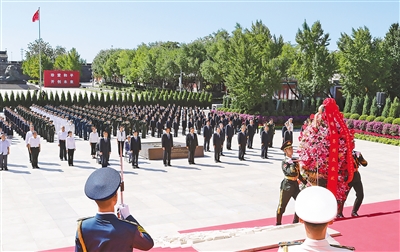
{"left": 393, "top": 118, "right": 400, "bottom": 125}
{"left": 366, "top": 115, "right": 376, "bottom": 122}
{"left": 370, "top": 97, "right": 378, "bottom": 116}
{"left": 372, "top": 122, "right": 384, "bottom": 134}
{"left": 374, "top": 116, "right": 385, "bottom": 122}
{"left": 346, "top": 119, "right": 354, "bottom": 129}
{"left": 382, "top": 123, "right": 392, "bottom": 135}
{"left": 362, "top": 95, "right": 371, "bottom": 115}
{"left": 383, "top": 117, "right": 395, "bottom": 124}
{"left": 343, "top": 113, "right": 352, "bottom": 119}
{"left": 353, "top": 120, "right": 362, "bottom": 130}
{"left": 381, "top": 97, "right": 392, "bottom": 118}
{"left": 350, "top": 113, "right": 360, "bottom": 120}
{"left": 359, "top": 120, "right": 368, "bottom": 131}
{"left": 359, "top": 114, "right": 368, "bottom": 121}
{"left": 366, "top": 122, "right": 375, "bottom": 132}
{"left": 389, "top": 97, "right": 400, "bottom": 118}
{"left": 390, "top": 124, "right": 399, "bottom": 136}
{"left": 343, "top": 96, "right": 352, "bottom": 113}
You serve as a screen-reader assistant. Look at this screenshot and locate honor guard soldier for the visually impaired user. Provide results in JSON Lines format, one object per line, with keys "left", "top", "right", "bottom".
{"left": 278, "top": 186, "right": 355, "bottom": 251}
{"left": 337, "top": 150, "right": 368, "bottom": 218}
{"left": 276, "top": 141, "right": 310, "bottom": 225}
{"left": 75, "top": 167, "right": 154, "bottom": 251}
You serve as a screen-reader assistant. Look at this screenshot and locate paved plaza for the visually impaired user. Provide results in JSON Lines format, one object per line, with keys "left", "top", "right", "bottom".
{"left": 0, "top": 120, "right": 399, "bottom": 251}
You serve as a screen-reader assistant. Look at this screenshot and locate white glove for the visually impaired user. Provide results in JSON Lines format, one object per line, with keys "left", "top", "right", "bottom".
{"left": 117, "top": 203, "right": 130, "bottom": 219}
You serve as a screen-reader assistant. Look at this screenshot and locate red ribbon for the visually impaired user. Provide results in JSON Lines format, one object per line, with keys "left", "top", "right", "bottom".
{"left": 322, "top": 98, "right": 354, "bottom": 199}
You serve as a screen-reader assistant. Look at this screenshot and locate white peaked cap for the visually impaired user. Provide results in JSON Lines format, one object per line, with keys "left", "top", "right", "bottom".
{"left": 295, "top": 186, "right": 337, "bottom": 224}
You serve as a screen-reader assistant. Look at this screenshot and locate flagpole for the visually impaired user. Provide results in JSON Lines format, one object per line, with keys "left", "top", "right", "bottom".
{"left": 38, "top": 7, "right": 42, "bottom": 92}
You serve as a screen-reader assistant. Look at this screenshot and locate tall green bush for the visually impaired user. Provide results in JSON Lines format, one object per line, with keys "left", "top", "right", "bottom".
{"left": 389, "top": 97, "right": 400, "bottom": 118}
{"left": 343, "top": 95, "right": 352, "bottom": 113}
{"left": 362, "top": 95, "right": 371, "bottom": 115}
{"left": 381, "top": 97, "right": 392, "bottom": 118}
{"left": 370, "top": 97, "right": 378, "bottom": 116}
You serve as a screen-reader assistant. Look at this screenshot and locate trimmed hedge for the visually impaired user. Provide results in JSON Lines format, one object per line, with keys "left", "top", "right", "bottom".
{"left": 354, "top": 134, "right": 400, "bottom": 146}
{"left": 350, "top": 113, "right": 360, "bottom": 120}
{"left": 366, "top": 115, "right": 376, "bottom": 122}
{"left": 359, "top": 114, "right": 368, "bottom": 121}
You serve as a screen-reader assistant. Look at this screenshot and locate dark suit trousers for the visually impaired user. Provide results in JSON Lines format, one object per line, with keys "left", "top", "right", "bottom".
{"left": 67, "top": 149, "right": 75, "bottom": 165}
{"left": 101, "top": 152, "right": 109, "bottom": 167}
{"left": 163, "top": 148, "right": 171, "bottom": 165}
{"left": 188, "top": 148, "right": 195, "bottom": 163}
{"left": 239, "top": 145, "right": 246, "bottom": 160}
{"left": 132, "top": 150, "right": 139, "bottom": 167}
{"left": 227, "top": 137, "right": 232, "bottom": 150}
{"left": 204, "top": 138, "right": 210, "bottom": 151}
{"left": 247, "top": 135, "right": 254, "bottom": 148}
{"left": 90, "top": 143, "right": 97, "bottom": 156}
{"left": 31, "top": 147, "right": 40, "bottom": 167}
{"left": 261, "top": 144, "right": 268, "bottom": 158}
{"left": 59, "top": 140, "right": 67, "bottom": 160}
{"left": 117, "top": 141, "right": 124, "bottom": 156}
{"left": 214, "top": 146, "right": 221, "bottom": 161}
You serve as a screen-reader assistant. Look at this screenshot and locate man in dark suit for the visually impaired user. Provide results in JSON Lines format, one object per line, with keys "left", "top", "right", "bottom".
{"left": 130, "top": 130, "right": 141, "bottom": 169}
{"left": 185, "top": 127, "right": 198, "bottom": 165}
{"left": 203, "top": 120, "right": 212, "bottom": 152}
{"left": 173, "top": 119, "right": 179, "bottom": 137}
{"left": 162, "top": 127, "right": 173, "bottom": 167}
{"left": 99, "top": 131, "right": 111, "bottom": 167}
{"left": 267, "top": 118, "right": 275, "bottom": 147}
{"left": 218, "top": 123, "right": 226, "bottom": 156}
{"left": 237, "top": 125, "right": 247, "bottom": 160}
{"left": 181, "top": 115, "right": 187, "bottom": 136}
{"left": 150, "top": 117, "right": 156, "bottom": 137}
{"left": 213, "top": 127, "right": 222, "bottom": 163}
{"left": 246, "top": 119, "right": 256, "bottom": 149}
{"left": 225, "top": 120, "right": 234, "bottom": 150}
{"left": 261, "top": 124, "right": 269, "bottom": 159}
{"left": 75, "top": 168, "right": 154, "bottom": 251}
{"left": 156, "top": 119, "right": 163, "bottom": 138}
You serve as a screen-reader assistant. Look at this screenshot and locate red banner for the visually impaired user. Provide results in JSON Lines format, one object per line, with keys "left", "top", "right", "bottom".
{"left": 43, "top": 70, "right": 80, "bottom": 88}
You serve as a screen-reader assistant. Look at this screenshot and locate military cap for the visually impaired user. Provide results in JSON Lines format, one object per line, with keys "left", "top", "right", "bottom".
{"left": 295, "top": 186, "right": 337, "bottom": 224}
{"left": 84, "top": 168, "right": 121, "bottom": 201}
{"left": 281, "top": 140, "right": 292, "bottom": 151}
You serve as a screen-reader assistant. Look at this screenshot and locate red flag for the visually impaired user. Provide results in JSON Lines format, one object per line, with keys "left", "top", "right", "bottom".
{"left": 32, "top": 10, "right": 39, "bottom": 22}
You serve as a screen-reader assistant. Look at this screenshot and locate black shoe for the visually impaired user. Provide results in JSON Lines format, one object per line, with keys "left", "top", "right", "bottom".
{"left": 351, "top": 212, "right": 359, "bottom": 217}
{"left": 4, "top": 168, "right": 7, "bottom": 171}
{"left": 36, "top": 166, "right": 40, "bottom": 169}
{"left": 221, "top": 154, "right": 225, "bottom": 156}
{"left": 164, "top": 164, "right": 167, "bottom": 167}
{"left": 217, "top": 160, "right": 221, "bottom": 163}
{"left": 336, "top": 213, "right": 344, "bottom": 218}
{"left": 136, "top": 166, "right": 139, "bottom": 169}
{"left": 168, "top": 164, "right": 172, "bottom": 166}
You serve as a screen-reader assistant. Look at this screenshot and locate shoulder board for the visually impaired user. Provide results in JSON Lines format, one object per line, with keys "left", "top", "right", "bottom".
{"left": 77, "top": 216, "right": 94, "bottom": 222}
{"left": 330, "top": 244, "right": 355, "bottom": 251}
{"left": 278, "top": 241, "right": 303, "bottom": 247}
{"left": 121, "top": 219, "right": 139, "bottom": 226}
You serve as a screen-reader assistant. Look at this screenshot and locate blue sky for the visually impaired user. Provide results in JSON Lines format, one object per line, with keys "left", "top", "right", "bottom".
{"left": 0, "top": 0, "right": 398, "bottom": 62}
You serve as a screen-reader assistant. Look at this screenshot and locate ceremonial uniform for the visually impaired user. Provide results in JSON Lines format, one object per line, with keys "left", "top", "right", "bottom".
{"left": 276, "top": 141, "right": 308, "bottom": 225}
{"left": 75, "top": 167, "right": 154, "bottom": 252}
{"left": 278, "top": 186, "right": 354, "bottom": 251}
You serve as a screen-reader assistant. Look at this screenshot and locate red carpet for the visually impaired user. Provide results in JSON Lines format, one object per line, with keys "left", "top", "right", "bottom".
{"left": 41, "top": 199, "right": 400, "bottom": 252}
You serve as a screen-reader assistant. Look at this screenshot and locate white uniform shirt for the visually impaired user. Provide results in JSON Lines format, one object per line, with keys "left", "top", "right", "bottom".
{"left": 117, "top": 131, "right": 126, "bottom": 141}
{"left": 28, "top": 137, "right": 41, "bottom": 148}
{"left": 89, "top": 132, "right": 99, "bottom": 143}
{"left": 25, "top": 131, "right": 33, "bottom": 145}
{"left": 66, "top": 136, "right": 76, "bottom": 149}
{"left": 0, "top": 139, "right": 10, "bottom": 155}
{"left": 58, "top": 131, "right": 68, "bottom": 143}
{"left": 278, "top": 238, "right": 352, "bottom": 252}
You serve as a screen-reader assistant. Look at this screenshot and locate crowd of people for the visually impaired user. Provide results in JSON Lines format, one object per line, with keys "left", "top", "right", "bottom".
{"left": 0, "top": 99, "right": 371, "bottom": 251}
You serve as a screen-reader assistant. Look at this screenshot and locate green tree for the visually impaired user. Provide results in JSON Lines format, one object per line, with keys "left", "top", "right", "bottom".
{"left": 381, "top": 97, "right": 392, "bottom": 117}
{"left": 54, "top": 47, "right": 83, "bottom": 72}
{"left": 293, "top": 20, "right": 336, "bottom": 97}
{"left": 362, "top": 95, "right": 371, "bottom": 115}
{"left": 389, "top": 97, "right": 400, "bottom": 118}
{"left": 370, "top": 97, "right": 378, "bottom": 116}
{"left": 343, "top": 95, "right": 352, "bottom": 113}
{"left": 66, "top": 91, "right": 72, "bottom": 106}
{"left": 224, "top": 21, "right": 283, "bottom": 112}
{"left": 337, "top": 26, "right": 387, "bottom": 97}
{"left": 22, "top": 54, "right": 53, "bottom": 80}
{"left": 383, "top": 23, "right": 400, "bottom": 99}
